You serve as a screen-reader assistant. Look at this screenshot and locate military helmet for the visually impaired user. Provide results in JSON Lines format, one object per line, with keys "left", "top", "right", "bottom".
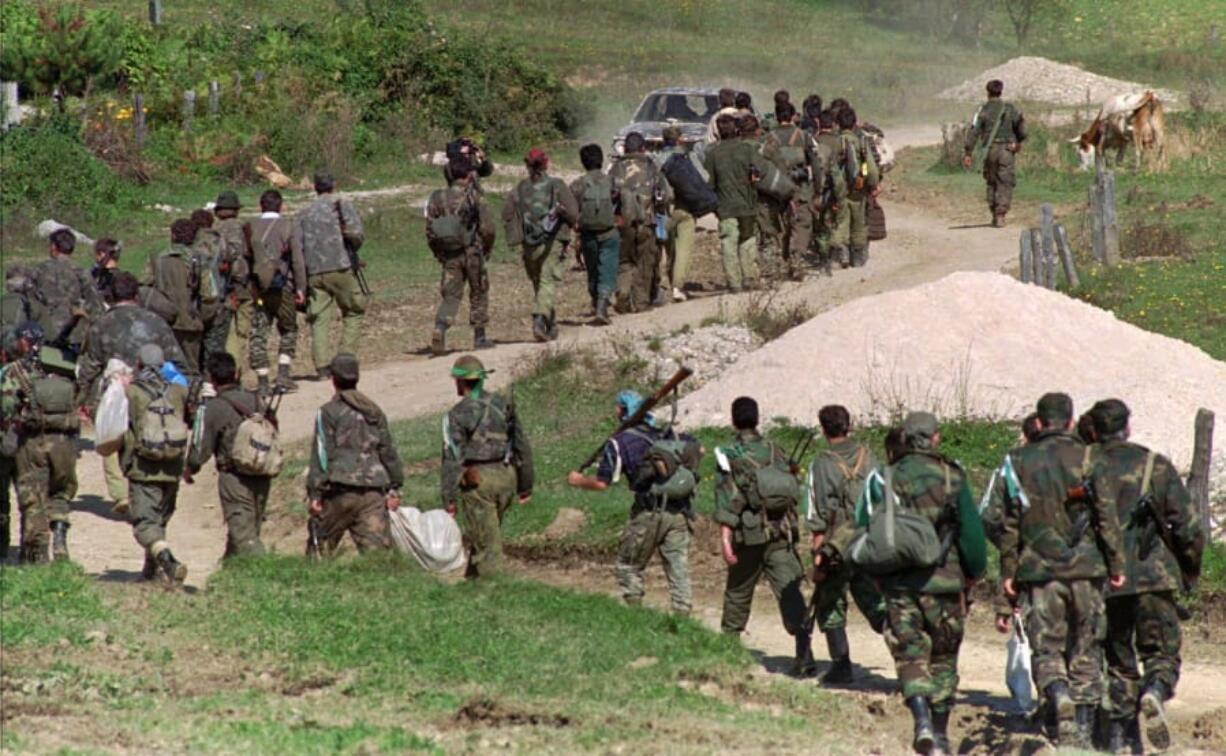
{"left": 214, "top": 191, "right": 241, "bottom": 210}
{"left": 451, "top": 354, "right": 487, "bottom": 380}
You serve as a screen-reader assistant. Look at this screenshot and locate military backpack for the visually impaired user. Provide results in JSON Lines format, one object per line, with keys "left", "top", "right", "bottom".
{"left": 848, "top": 465, "right": 946, "bottom": 576}
{"left": 614, "top": 158, "right": 661, "bottom": 226}
{"left": 133, "top": 382, "right": 189, "bottom": 462}
{"left": 628, "top": 429, "right": 702, "bottom": 505}
{"left": 427, "top": 189, "right": 477, "bottom": 254}
{"left": 577, "top": 174, "right": 617, "bottom": 233}
{"left": 463, "top": 396, "right": 511, "bottom": 463}
{"left": 244, "top": 219, "right": 287, "bottom": 291}
{"left": 221, "top": 394, "right": 284, "bottom": 477}
{"left": 517, "top": 178, "right": 561, "bottom": 247}
{"left": 728, "top": 443, "right": 801, "bottom": 516}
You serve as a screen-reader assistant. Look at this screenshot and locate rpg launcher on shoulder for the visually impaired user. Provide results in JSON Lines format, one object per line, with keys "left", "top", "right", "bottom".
{"left": 578, "top": 366, "right": 693, "bottom": 472}
{"left": 334, "top": 200, "right": 371, "bottom": 297}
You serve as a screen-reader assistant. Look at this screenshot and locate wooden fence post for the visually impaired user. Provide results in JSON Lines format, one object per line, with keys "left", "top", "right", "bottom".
{"left": 148, "top": 0, "right": 162, "bottom": 25}
{"left": 1089, "top": 182, "right": 1105, "bottom": 263}
{"left": 1040, "top": 204, "right": 1057, "bottom": 288}
{"left": 1, "top": 81, "right": 19, "bottom": 129}
{"left": 1187, "top": 409, "right": 1215, "bottom": 540}
{"left": 1019, "top": 230, "right": 1033, "bottom": 284}
{"left": 133, "top": 93, "right": 146, "bottom": 149}
{"left": 1029, "top": 229, "right": 1045, "bottom": 287}
{"left": 1054, "top": 223, "right": 1080, "bottom": 289}
{"left": 1101, "top": 171, "right": 1121, "bottom": 266}
{"left": 233, "top": 71, "right": 243, "bottom": 100}
{"left": 182, "top": 90, "right": 196, "bottom": 133}
{"left": 208, "top": 81, "right": 220, "bottom": 116}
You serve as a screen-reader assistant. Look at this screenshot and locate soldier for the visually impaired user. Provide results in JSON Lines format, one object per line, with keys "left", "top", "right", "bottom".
{"left": 832, "top": 411, "right": 986, "bottom": 755}
{"left": 186, "top": 353, "right": 276, "bottom": 557}
{"left": 705, "top": 115, "right": 763, "bottom": 293}
{"left": 799, "top": 94, "right": 823, "bottom": 134}
{"left": 426, "top": 156, "right": 496, "bottom": 355}
{"left": 122, "top": 343, "right": 191, "bottom": 584}
{"left": 962, "top": 79, "right": 1026, "bottom": 228}
{"left": 209, "top": 192, "right": 254, "bottom": 368}
{"left": 90, "top": 238, "right": 123, "bottom": 306}
{"left": 611, "top": 133, "right": 670, "bottom": 311}
{"left": 245, "top": 189, "right": 306, "bottom": 395}
{"left": 568, "top": 390, "right": 697, "bottom": 614}
{"left": 706, "top": 87, "right": 740, "bottom": 144}
{"left": 148, "top": 219, "right": 212, "bottom": 372}
{"left": 306, "top": 353, "right": 401, "bottom": 553}
{"left": 651, "top": 127, "right": 697, "bottom": 303}
{"left": 75, "top": 272, "right": 191, "bottom": 408}
{"left": 812, "top": 109, "right": 844, "bottom": 272}
{"left": 571, "top": 144, "right": 621, "bottom": 324}
{"left": 993, "top": 393, "right": 1125, "bottom": 749}
{"left": 1089, "top": 399, "right": 1204, "bottom": 752}
{"left": 832, "top": 107, "right": 879, "bottom": 268}
{"left": 30, "top": 228, "right": 103, "bottom": 349}
{"left": 760, "top": 101, "right": 824, "bottom": 282}
{"left": 713, "top": 397, "right": 815, "bottom": 677}
{"left": 804, "top": 405, "right": 886, "bottom": 685}
{"left": 0, "top": 329, "right": 18, "bottom": 560}
{"left": 502, "top": 149, "right": 577, "bottom": 340}
{"left": 442, "top": 355, "right": 533, "bottom": 578}
{"left": 295, "top": 173, "right": 366, "bottom": 379}
{"left": 2, "top": 322, "right": 79, "bottom": 563}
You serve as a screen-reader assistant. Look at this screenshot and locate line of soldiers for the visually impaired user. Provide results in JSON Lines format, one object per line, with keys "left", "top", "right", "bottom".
{"left": 425, "top": 91, "right": 889, "bottom": 352}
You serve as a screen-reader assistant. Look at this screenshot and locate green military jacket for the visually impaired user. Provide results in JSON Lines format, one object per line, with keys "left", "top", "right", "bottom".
{"left": 854, "top": 450, "right": 987, "bottom": 594}
{"left": 122, "top": 375, "right": 189, "bottom": 482}
{"left": 805, "top": 438, "right": 877, "bottom": 535}
{"left": 307, "top": 389, "right": 403, "bottom": 500}
{"left": 996, "top": 431, "right": 1126, "bottom": 584}
{"left": 186, "top": 385, "right": 260, "bottom": 475}
{"left": 964, "top": 98, "right": 1027, "bottom": 153}
{"left": 440, "top": 391, "right": 533, "bottom": 505}
{"left": 703, "top": 138, "right": 761, "bottom": 220}
{"left": 1096, "top": 439, "right": 1204, "bottom": 596}
{"left": 148, "top": 243, "right": 207, "bottom": 333}
{"left": 713, "top": 430, "right": 794, "bottom": 541}
{"left": 760, "top": 123, "right": 820, "bottom": 201}
{"left": 425, "top": 184, "right": 496, "bottom": 256}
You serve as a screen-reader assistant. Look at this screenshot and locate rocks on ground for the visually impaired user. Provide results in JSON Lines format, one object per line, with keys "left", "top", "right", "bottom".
{"left": 630, "top": 324, "right": 763, "bottom": 392}
{"left": 938, "top": 56, "right": 1180, "bottom": 109}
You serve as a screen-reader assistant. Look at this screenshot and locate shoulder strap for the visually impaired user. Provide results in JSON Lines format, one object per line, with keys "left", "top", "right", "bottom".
{"left": 220, "top": 393, "right": 255, "bottom": 419}
{"left": 1140, "top": 451, "right": 1156, "bottom": 497}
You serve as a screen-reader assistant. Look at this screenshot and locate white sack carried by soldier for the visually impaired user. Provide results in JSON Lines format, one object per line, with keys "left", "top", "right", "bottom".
{"left": 388, "top": 506, "right": 466, "bottom": 573}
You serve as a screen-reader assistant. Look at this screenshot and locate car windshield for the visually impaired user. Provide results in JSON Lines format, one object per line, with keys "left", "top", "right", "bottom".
{"left": 632, "top": 93, "right": 718, "bottom": 124}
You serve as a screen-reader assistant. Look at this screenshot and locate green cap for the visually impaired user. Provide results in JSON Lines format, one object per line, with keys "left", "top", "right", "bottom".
{"left": 1089, "top": 399, "right": 1130, "bottom": 437}
{"left": 450, "top": 354, "right": 489, "bottom": 380}
{"left": 903, "top": 411, "right": 939, "bottom": 441}
{"left": 214, "top": 191, "right": 241, "bottom": 210}
{"left": 329, "top": 352, "right": 359, "bottom": 382}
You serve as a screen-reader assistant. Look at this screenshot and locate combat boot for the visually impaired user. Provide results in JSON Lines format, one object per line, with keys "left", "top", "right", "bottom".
{"left": 141, "top": 552, "right": 158, "bottom": 581}
{"left": 531, "top": 314, "right": 549, "bottom": 343}
{"left": 835, "top": 245, "right": 851, "bottom": 269}
{"left": 1140, "top": 680, "right": 1171, "bottom": 750}
{"left": 51, "top": 521, "right": 70, "bottom": 561}
{"left": 430, "top": 324, "right": 448, "bottom": 356}
{"left": 473, "top": 327, "right": 494, "bottom": 350}
{"left": 594, "top": 297, "right": 611, "bottom": 325}
{"left": 1073, "top": 704, "right": 1095, "bottom": 749}
{"left": 905, "top": 695, "right": 937, "bottom": 755}
{"left": 790, "top": 629, "right": 818, "bottom": 678}
{"left": 850, "top": 245, "right": 868, "bottom": 268}
{"left": 932, "top": 708, "right": 952, "bottom": 755}
{"left": 1045, "top": 681, "right": 1076, "bottom": 746}
{"left": 820, "top": 628, "right": 854, "bottom": 686}
{"left": 156, "top": 549, "right": 188, "bottom": 587}
{"left": 546, "top": 310, "right": 559, "bottom": 341}
{"left": 276, "top": 363, "right": 298, "bottom": 393}
{"left": 257, "top": 373, "right": 271, "bottom": 397}
{"left": 1105, "top": 717, "right": 1131, "bottom": 755}
{"left": 992, "top": 211, "right": 1007, "bottom": 228}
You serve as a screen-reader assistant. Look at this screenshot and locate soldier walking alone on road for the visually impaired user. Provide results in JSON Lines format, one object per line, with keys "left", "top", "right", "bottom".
{"left": 962, "top": 79, "right": 1026, "bottom": 228}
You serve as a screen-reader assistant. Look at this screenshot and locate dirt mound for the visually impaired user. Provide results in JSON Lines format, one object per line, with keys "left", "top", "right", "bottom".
{"left": 677, "top": 271, "right": 1225, "bottom": 488}
{"left": 938, "top": 56, "right": 1179, "bottom": 108}
{"left": 632, "top": 324, "right": 763, "bottom": 391}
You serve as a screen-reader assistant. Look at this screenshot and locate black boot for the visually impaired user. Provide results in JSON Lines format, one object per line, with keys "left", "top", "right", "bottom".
{"left": 1074, "top": 704, "right": 1095, "bottom": 749}
{"left": 791, "top": 629, "right": 818, "bottom": 678}
{"left": 531, "top": 314, "right": 549, "bottom": 343}
{"left": 156, "top": 549, "right": 188, "bottom": 587}
{"left": 1140, "top": 680, "right": 1171, "bottom": 750}
{"left": 932, "top": 708, "right": 951, "bottom": 755}
{"left": 850, "top": 244, "right": 869, "bottom": 268}
{"left": 1105, "top": 717, "right": 1129, "bottom": 754}
{"left": 51, "top": 521, "right": 69, "bottom": 561}
{"left": 820, "top": 628, "right": 854, "bottom": 686}
{"left": 257, "top": 373, "right": 271, "bottom": 398}
{"left": 276, "top": 363, "right": 298, "bottom": 393}
{"left": 141, "top": 552, "right": 158, "bottom": 581}
{"left": 594, "top": 297, "right": 611, "bottom": 325}
{"left": 546, "top": 310, "right": 559, "bottom": 340}
{"left": 1045, "top": 681, "right": 1076, "bottom": 746}
{"left": 906, "top": 696, "right": 937, "bottom": 754}
{"left": 473, "top": 327, "right": 494, "bottom": 350}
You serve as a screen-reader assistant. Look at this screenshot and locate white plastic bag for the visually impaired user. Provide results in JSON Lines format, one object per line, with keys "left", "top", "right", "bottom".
{"left": 388, "top": 506, "right": 466, "bottom": 573}
{"left": 94, "top": 359, "right": 132, "bottom": 456}
{"left": 1006, "top": 614, "right": 1035, "bottom": 714}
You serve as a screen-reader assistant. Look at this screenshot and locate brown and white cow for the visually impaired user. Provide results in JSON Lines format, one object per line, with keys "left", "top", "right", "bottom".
{"left": 1072, "top": 91, "right": 1166, "bottom": 171}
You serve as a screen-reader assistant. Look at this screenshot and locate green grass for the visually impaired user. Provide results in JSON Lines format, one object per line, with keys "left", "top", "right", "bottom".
{"left": 0, "top": 561, "right": 109, "bottom": 647}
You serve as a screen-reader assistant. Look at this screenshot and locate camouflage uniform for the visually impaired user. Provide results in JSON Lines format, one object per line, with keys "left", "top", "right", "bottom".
{"left": 831, "top": 127, "right": 879, "bottom": 268}
{"left": 502, "top": 173, "right": 578, "bottom": 335}
{"left": 704, "top": 138, "right": 762, "bottom": 291}
{"left": 713, "top": 430, "right": 808, "bottom": 638}
{"left": 75, "top": 303, "right": 190, "bottom": 406}
{"left": 122, "top": 372, "right": 189, "bottom": 561}
{"left": 306, "top": 373, "right": 402, "bottom": 552}
{"left": 193, "top": 226, "right": 231, "bottom": 368}
{"left": 294, "top": 195, "right": 366, "bottom": 374}
{"left": 812, "top": 129, "right": 845, "bottom": 268}
{"left": 0, "top": 274, "right": 32, "bottom": 557}
{"left": 213, "top": 216, "right": 252, "bottom": 367}
{"left": 30, "top": 255, "right": 103, "bottom": 347}
{"left": 147, "top": 243, "right": 212, "bottom": 372}
{"left": 186, "top": 386, "right": 273, "bottom": 557}
{"left": 426, "top": 184, "right": 495, "bottom": 340}
{"left": 758, "top": 123, "right": 821, "bottom": 281}
{"left": 1096, "top": 435, "right": 1202, "bottom": 745}
{"left": 963, "top": 97, "right": 1026, "bottom": 224}
{"left": 441, "top": 363, "right": 533, "bottom": 578}
{"left": 609, "top": 155, "right": 669, "bottom": 311}
{"left": 245, "top": 213, "right": 306, "bottom": 384}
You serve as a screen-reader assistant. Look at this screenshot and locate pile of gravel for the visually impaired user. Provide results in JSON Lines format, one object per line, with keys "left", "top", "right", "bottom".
{"left": 938, "top": 56, "right": 1179, "bottom": 108}
{"left": 635, "top": 324, "right": 763, "bottom": 392}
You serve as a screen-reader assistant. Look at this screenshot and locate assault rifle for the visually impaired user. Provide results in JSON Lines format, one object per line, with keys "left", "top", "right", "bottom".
{"left": 578, "top": 366, "right": 693, "bottom": 472}
{"left": 786, "top": 428, "right": 817, "bottom": 476}
{"left": 334, "top": 200, "right": 371, "bottom": 297}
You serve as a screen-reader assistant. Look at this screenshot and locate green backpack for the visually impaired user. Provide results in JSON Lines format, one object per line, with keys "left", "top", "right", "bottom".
{"left": 578, "top": 174, "right": 616, "bottom": 233}
{"left": 732, "top": 444, "right": 801, "bottom": 515}
{"left": 133, "top": 382, "right": 189, "bottom": 462}
{"left": 635, "top": 433, "right": 702, "bottom": 504}
{"left": 427, "top": 189, "right": 475, "bottom": 253}
{"left": 27, "top": 372, "right": 79, "bottom": 434}
{"left": 848, "top": 466, "right": 944, "bottom": 576}
{"left": 518, "top": 178, "right": 559, "bottom": 246}
{"left": 771, "top": 127, "right": 808, "bottom": 172}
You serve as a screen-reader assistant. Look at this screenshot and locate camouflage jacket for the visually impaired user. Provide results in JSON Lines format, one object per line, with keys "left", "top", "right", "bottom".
{"left": 703, "top": 139, "right": 761, "bottom": 220}
{"left": 713, "top": 429, "right": 793, "bottom": 529}
{"left": 307, "top": 389, "right": 403, "bottom": 500}
{"left": 294, "top": 194, "right": 364, "bottom": 277}
{"left": 122, "top": 373, "right": 189, "bottom": 482}
{"left": 1096, "top": 439, "right": 1204, "bottom": 596}
{"left": 964, "top": 99, "right": 1027, "bottom": 152}
{"left": 31, "top": 255, "right": 103, "bottom": 345}
{"left": 760, "top": 124, "right": 820, "bottom": 200}
{"left": 994, "top": 431, "right": 1126, "bottom": 584}
{"left": 425, "top": 185, "right": 496, "bottom": 256}
{"left": 186, "top": 385, "right": 260, "bottom": 475}
{"left": 805, "top": 438, "right": 877, "bottom": 535}
{"left": 853, "top": 450, "right": 987, "bottom": 594}
{"left": 610, "top": 153, "right": 672, "bottom": 216}
{"left": 75, "top": 303, "right": 191, "bottom": 405}
{"left": 246, "top": 214, "right": 307, "bottom": 293}
{"left": 214, "top": 217, "right": 252, "bottom": 302}
{"left": 147, "top": 243, "right": 208, "bottom": 332}
{"left": 441, "top": 392, "right": 533, "bottom": 504}
{"left": 2, "top": 355, "right": 80, "bottom": 440}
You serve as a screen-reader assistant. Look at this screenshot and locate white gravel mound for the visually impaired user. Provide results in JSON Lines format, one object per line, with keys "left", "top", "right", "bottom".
{"left": 938, "top": 56, "right": 1179, "bottom": 108}
{"left": 677, "top": 272, "right": 1224, "bottom": 479}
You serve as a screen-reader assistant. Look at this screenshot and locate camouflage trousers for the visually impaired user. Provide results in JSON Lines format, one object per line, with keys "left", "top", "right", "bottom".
{"left": 883, "top": 590, "right": 966, "bottom": 712}
{"left": 615, "top": 507, "right": 692, "bottom": 614}
{"left": 129, "top": 479, "right": 179, "bottom": 556}
{"left": 318, "top": 488, "right": 391, "bottom": 553}
{"left": 1023, "top": 578, "right": 1107, "bottom": 704}
{"left": 718, "top": 216, "right": 759, "bottom": 292}
{"left": 1, "top": 453, "right": 12, "bottom": 558}
{"left": 435, "top": 249, "right": 490, "bottom": 328}
{"left": 15, "top": 433, "right": 77, "bottom": 563}
{"left": 203, "top": 306, "right": 231, "bottom": 371}
{"left": 615, "top": 225, "right": 659, "bottom": 313}
{"left": 306, "top": 271, "right": 366, "bottom": 373}
{"left": 983, "top": 144, "right": 1016, "bottom": 215}
{"left": 219, "top": 471, "right": 270, "bottom": 558}
{"left": 249, "top": 289, "right": 299, "bottom": 373}
{"left": 721, "top": 536, "right": 807, "bottom": 636}
{"left": 521, "top": 239, "right": 568, "bottom": 318}
{"left": 457, "top": 463, "right": 516, "bottom": 579}
{"left": 758, "top": 196, "right": 811, "bottom": 281}
{"left": 812, "top": 559, "right": 887, "bottom": 633}
{"left": 1105, "top": 591, "right": 1182, "bottom": 720}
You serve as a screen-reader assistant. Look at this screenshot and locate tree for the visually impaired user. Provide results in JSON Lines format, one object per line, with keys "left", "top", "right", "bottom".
{"left": 0, "top": 2, "right": 123, "bottom": 102}
{"left": 1004, "top": 0, "right": 1059, "bottom": 47}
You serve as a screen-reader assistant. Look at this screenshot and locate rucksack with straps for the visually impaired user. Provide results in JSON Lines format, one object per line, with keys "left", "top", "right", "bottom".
{"left": 21, "top": 367, "right": 79, "bottom": 434}
{"left": 849, "top": 464, "right": 946, "bottom": 575}
{"left": 577, "top": 174, "right": 617, "bottom": 233}
{"left": 731, "top": 444, "right": 801, "bottom": 515}
{"left": 133, "top": 382, "right": 189, "bottom": 462}
{"left": 661, "top": 152, "right": 718, "bottom": 218}
{"left": 630, "top": 430, "right": 702, "bottom": 504}
{"left": 825, "top": 446, "right": 869, "bottom": 521}
{"left": 428, "top": 189, "right": 477, "bottom": 254}
{"left": 771, "top": 127, "right": 809, "bottom": 173}
{"left": 519, "top": 178, "right": 559, "bottom": 247}
{"left": 614, "top": 158, "right": 660, "bottom": 226}
{"left": 222, "top": 394, "right": 284, "bottom": 477}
